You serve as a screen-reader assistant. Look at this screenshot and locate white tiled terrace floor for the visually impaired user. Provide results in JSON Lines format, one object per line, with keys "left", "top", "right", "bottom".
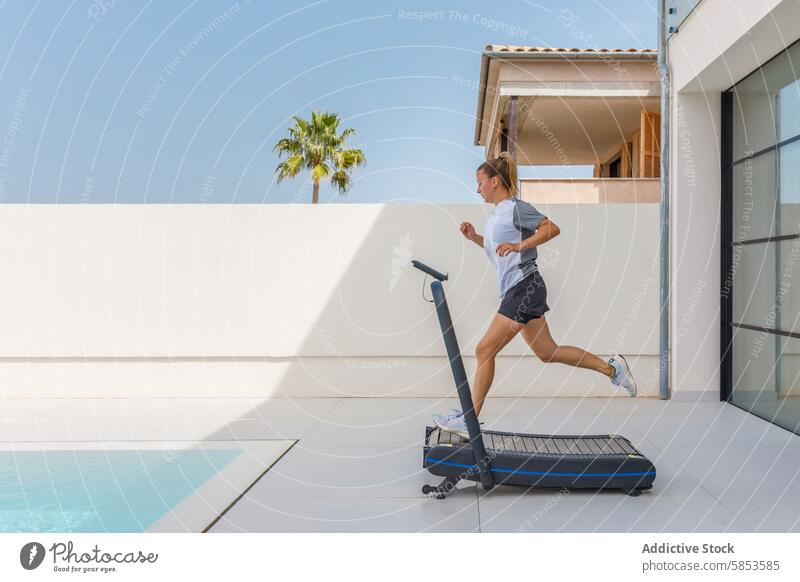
{"left": 3, "top": 397, "right": 799, "bottom": 533}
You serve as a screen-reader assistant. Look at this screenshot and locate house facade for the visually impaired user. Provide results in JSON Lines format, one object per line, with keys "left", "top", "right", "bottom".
{"left": 667, "top": 0, "right": 800, "bottom": 435}
{"left": 474, "top": 0, "right": 800, "bottom": 435}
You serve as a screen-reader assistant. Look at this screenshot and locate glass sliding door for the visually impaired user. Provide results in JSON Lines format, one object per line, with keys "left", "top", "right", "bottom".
{"left": 722, "top": 39, "right": 800, "bottom": 435}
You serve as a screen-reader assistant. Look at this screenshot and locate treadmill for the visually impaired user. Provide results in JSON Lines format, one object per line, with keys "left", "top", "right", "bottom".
{"left": 411, "top": 260, "right": 656, "bottom": 499}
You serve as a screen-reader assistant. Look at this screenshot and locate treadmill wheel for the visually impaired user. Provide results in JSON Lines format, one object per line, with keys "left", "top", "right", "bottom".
{"left": 422, "top": 484, "right": 447, "bottom": 500}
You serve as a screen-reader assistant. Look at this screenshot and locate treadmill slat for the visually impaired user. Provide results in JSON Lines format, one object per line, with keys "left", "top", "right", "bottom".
{"left": 586, "top": 438, "right": 601, "bottom": 454}
{"left": 507, "top": 435, "right": 519, "bottom": 452}
{"left": 597, "top": 438, "right": 614, "bottom": 454}
{"left": 499, "top": 435, "right": 509, "bottom": 451}
{"left": 608, "top": 438, "right": 626, "bottom": 454}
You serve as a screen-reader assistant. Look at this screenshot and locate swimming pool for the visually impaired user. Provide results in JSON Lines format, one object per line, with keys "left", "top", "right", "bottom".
{"left": 0, "top": 448, "right": 243, "bottom": 532}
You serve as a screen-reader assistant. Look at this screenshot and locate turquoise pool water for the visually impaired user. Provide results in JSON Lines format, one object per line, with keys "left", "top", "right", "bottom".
{"left": 0, "top": 449, "right": 242, "bottom": 532}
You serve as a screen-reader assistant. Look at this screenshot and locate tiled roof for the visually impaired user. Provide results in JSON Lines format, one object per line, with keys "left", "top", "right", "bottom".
{"left": 484, "top": 45, "right": 657, "bottom": 54}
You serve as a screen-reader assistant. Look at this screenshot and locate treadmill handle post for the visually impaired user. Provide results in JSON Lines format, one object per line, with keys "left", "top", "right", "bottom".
{"left": 430, "top": 280, "right": 494, "bottom": 491}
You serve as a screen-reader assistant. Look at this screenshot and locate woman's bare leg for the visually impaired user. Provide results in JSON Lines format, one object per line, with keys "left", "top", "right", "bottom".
{"left": 520, "top": 314, "right": 616, "bottom": 377}
{"left": 472, "top": 313, "right": 521, "bottom": 417}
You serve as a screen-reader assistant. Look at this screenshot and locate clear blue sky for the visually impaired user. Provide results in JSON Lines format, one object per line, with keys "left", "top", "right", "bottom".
{"left": 0, "top": 0, "right": 657, "bottom": 203}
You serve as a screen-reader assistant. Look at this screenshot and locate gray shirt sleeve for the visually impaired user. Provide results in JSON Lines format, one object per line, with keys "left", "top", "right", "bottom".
{"left": 513, "top": 199, "right": 547, "bottom": 235}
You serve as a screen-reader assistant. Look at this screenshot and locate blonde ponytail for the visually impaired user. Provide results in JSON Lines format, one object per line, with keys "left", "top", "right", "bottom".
{"left": 477, "top": 151, "right": 518, "bottom": 197}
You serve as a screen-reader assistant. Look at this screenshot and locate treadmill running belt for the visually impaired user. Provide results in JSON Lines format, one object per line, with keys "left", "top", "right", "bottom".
{"left": 428, "top": 427, "right": 638, "bottom": 455}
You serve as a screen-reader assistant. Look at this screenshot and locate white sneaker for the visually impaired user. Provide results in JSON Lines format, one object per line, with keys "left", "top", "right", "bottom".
{"left": 432, "top": 408, "right": 469, "bottom": 438}
{"left": 609, "top": 353, "right": 637, "bottom": 397}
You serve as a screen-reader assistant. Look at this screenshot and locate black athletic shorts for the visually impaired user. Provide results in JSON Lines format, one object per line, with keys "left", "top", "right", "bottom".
{"left": 497, "top": 270, "right": 549, "bottom": 324}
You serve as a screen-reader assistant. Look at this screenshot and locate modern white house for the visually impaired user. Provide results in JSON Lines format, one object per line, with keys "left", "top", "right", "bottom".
{"left": 467, "top": 0, "right": 800, "bottom": 437}
{"left": 666, "top": 0, "right": 800, "bottom": 435}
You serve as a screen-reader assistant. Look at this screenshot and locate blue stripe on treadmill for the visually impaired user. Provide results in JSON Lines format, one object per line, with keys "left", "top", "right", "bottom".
{"left": 426, "top": 456, "right": 656, "bottom": 478}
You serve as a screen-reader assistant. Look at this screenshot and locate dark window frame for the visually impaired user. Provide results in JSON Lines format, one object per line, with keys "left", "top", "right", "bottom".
{"left": 721, "top": 38, "right": 800, "bottom": 413}
{"left": 721, "top": 89, "right": 733, "bottom": 401}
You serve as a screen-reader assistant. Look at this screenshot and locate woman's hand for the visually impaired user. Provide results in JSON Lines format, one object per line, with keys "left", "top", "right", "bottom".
{"left": 459, "top": 222, "right": 477, "bottom": 242}
{"left": 495, "top": 241, "right": 521, "bottom": 257}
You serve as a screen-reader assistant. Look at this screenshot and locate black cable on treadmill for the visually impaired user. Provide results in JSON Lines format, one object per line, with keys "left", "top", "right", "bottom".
{"left": 421, "top": 273, "right": 433, "bottom": 303}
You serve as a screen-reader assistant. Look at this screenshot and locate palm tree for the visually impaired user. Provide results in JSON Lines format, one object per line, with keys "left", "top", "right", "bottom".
{"left": 273, "top": 110, "right": 366, "bottom": 204}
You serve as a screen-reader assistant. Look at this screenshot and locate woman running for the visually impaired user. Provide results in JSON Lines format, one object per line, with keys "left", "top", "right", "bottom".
{"left": 433, "top": 152, "right": 637, "bottom": 437}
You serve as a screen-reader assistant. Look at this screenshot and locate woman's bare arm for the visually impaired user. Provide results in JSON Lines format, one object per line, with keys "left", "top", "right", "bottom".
{"left": 519, "top": 217, "right": 559, "bottom": 251}
{"left": 495, "top": 218, "right": 560, "bottom": 256}
{"left": 459, "top": 222, "right": 484, "bottom": 248}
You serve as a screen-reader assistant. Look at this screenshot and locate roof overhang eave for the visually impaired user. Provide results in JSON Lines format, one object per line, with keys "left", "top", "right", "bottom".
{"left": 473, "top": 50, "right": 657, "bottom": 147}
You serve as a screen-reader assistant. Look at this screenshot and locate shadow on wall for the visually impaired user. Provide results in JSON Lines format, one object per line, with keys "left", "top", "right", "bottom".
{"left": 267, "top": 203, "right": 661, "bottom": 398}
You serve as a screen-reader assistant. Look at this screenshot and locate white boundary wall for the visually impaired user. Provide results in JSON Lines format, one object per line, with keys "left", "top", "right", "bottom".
{"left": 0, "top": 203, "right": 661, "bottom": 398}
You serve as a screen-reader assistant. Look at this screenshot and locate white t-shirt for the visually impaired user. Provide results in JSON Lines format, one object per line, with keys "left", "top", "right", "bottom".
{"left": 483, "top": 197, "right": 548, "bottom": 297}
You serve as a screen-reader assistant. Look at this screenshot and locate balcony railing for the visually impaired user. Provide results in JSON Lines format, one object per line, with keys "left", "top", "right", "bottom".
{"left": 666, "top": 0, "right": 703, "bottom": 36}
